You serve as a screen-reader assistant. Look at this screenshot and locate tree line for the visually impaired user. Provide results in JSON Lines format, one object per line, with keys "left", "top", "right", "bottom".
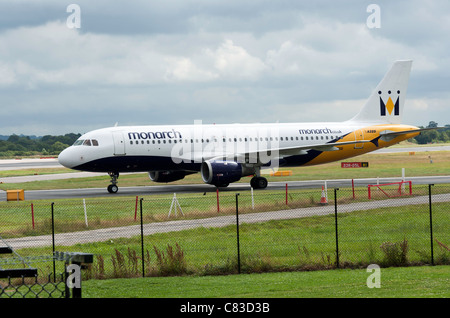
{"left": 0, "top": 133, "right": 81, "bottom": 157}
{"left": 0, "top": 122, "right": 448, "bottom": 158}
{"left": 414, "top": 122, "right": 450, "bottom": 144}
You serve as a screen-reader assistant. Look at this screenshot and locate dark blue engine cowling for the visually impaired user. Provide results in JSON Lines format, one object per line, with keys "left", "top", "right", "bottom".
{"left": 201, "top": 161, "right": 243, "bottom": 186}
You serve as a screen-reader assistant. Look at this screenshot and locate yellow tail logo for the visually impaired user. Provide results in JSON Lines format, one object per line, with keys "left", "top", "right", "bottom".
{"left": 379, "top": 90, "right": 400, "bottom": 116}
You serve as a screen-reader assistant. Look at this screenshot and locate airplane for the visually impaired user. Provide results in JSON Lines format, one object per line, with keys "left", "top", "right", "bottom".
{"left": 58, "top": 60, "right": 429, "bottom": 193}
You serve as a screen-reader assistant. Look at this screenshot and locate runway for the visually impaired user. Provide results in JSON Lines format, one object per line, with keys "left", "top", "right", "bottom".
{"left": 0, "top": 145, "right": 449, "bottom": 200}
{"left": 1, "top": 176, "right": 450, "bottom": 201}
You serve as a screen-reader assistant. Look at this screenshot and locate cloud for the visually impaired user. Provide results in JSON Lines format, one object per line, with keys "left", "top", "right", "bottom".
{"left": 0, "top": 21, "right": 268, "bottom": 87}
{"left": 0, "top": 1, "right": 449, "bottom": 135}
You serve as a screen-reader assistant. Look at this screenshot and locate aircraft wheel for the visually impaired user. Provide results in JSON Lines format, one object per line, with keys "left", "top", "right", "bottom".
{"left": 251, "top": 176, "right": 268, "bottom": 189}
{"left": 107, "top": 184, "right": 119, "bottom": 193}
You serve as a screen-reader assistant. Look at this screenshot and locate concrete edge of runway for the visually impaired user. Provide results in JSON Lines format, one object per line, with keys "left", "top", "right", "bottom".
{"left": 1, "top": 175, "right": 449, "bottom": 201}
{"left": 0, "top": 145, "right": 449, "bottom": 200}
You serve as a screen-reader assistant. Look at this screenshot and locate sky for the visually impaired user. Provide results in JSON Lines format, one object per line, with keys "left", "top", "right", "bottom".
{"left": 0, "top": 0, "right": 449, "bottom": 136}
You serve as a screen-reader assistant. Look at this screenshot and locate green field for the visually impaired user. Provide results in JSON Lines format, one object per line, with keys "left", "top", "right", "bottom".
{"left": 82, "top": 265, "right": 449, "bottom": 298}
{"left": 1, "top": 147, "right": 449, "bottom": 298}
{"left": 4, "top": 195, "right": 448, "bottom": 282}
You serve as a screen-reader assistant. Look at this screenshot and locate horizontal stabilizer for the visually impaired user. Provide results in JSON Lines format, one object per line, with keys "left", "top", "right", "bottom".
{"left": 379, "top": 127, "right": 443, "bottom": 142}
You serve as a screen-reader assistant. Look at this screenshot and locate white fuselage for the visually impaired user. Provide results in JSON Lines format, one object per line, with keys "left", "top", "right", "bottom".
{"left": 57, "top": 60, "right": 421, "bottom": 192}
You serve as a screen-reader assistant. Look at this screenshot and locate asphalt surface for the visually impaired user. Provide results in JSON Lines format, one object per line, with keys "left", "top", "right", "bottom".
{"left": 0, "top": 145, "right": 449, "bottom": 200}
{"left": 1, "top": 176, "right": 450, "bottom": 201}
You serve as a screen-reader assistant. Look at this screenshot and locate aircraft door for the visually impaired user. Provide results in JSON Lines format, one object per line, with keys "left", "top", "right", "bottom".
{"left": 354, "top": 129, "right": 364, "bottom": 149}
{"left": 112, "top": 131, "right": 126, "bottom": 155}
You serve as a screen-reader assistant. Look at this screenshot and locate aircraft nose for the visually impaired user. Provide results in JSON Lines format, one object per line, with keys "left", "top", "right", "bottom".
{"left": 58, "top": 147, "right": 77, "bottom": 169}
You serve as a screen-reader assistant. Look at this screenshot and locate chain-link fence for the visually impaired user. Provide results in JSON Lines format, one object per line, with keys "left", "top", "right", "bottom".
{"left": 1, "top": 183, "right": 449, "bottom": 282}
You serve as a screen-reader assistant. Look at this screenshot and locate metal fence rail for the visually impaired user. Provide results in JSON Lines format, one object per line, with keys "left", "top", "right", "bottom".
{"left": 0, "top": 183, "right": 449, "bottom": 281}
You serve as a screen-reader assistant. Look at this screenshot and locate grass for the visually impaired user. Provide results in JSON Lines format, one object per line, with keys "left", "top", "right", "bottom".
{"left": 4, "top": 197, "right": 448, "bottom": 281}
{"left": 82, "top": 265, "right": 450, "bottom": 298}
{"left": 1, "top": 146, "right": 449, "bottom": 298}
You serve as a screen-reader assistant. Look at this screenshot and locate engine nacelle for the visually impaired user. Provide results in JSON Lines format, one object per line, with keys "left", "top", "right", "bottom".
{"left": 149, "top": 170, "right": 188, "bottom": 183}
{"left": 201, "top": 160, "right": 252, "bottom": 186}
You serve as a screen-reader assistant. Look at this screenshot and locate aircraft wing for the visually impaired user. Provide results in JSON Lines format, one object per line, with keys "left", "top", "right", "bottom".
{"left": 175, "top": 139, "right": 371, "bottom": 164}
{"left": 277, "top": 140, "right": 369, "bottom": 155}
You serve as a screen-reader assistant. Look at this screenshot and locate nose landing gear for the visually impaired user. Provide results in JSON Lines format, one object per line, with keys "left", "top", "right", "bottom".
{"left": 107, "top": 172, "right": 119, "bottom": 193}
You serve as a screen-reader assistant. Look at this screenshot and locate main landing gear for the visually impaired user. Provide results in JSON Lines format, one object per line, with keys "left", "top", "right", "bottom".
{"left": 250, "top": 176, "right": 268, "bottom": 189}
{"left": 107, "top": 172, "right": 119, "bottom": 193}
{"left": 249, "top": 166, "right": 268, "bottom": 189}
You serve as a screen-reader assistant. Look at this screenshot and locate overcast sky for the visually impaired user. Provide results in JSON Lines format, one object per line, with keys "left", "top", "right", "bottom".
{"left": 0, "top": 0, "right": 449, "bottom": 136}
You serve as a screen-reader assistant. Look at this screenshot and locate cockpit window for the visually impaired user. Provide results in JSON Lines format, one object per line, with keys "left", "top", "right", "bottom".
{"left": 73, "top": 139, "right": 99, "bottom": 146}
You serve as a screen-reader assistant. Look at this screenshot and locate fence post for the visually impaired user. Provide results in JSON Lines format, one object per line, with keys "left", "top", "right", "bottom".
{"left": 352, "top": 179, "right": 355, "bottom": 200}
{"left": 286, "top": 183, "right": 288, "bottom": 205}
{"left": 31, "top": 203, "right": 35, "bottom": 229}
{"left": 235, "top": 193, "right": 241, "bottom": 274}
{"left": 140, "top": 198, "right": 145, "bottom": 276}
{"left": 217, "top": 189, "right": 220, "bottom": 213}
{"left": 51, "top": 202, "right": 56, "bottom": 281}
{"left": 334, "top": 188, "right": 340, "bottom": 268}
{"left": 134, "top": 195, "right": 139, "bottom": 221}
{"left": 428, "top": 184, "right": 434, "bottom": 266}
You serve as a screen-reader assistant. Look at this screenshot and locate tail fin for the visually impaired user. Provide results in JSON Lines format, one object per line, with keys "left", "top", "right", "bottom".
{"left": 350, "top": 60, "right": 412, "bottom": 124}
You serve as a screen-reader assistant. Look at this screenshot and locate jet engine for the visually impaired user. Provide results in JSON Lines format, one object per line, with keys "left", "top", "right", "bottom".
{"left": 201, "top": 160, "right": 253, "bottom": 187}
{"left": 149, "top": 170, "right": 190, "bottom": 183}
